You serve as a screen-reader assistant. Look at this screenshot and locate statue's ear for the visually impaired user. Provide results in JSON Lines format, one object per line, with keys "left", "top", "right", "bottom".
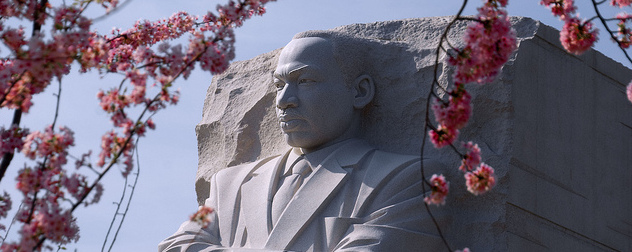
{"left": 352, "top": 74, "right": 375, "bottom": 109}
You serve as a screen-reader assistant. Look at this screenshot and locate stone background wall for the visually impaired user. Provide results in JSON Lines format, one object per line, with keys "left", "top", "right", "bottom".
{"left": 194, "top": 17, "right": 632, "bottom": 251}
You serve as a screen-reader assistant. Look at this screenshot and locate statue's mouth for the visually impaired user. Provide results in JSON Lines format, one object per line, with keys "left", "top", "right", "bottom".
{"left": 279, "top": 119, "right": 302, "bottom": 131}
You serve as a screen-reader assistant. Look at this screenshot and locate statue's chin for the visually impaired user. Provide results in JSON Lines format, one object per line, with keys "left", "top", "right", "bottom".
{"left": 283, "top": 133, "right": 320, "bottom": 150}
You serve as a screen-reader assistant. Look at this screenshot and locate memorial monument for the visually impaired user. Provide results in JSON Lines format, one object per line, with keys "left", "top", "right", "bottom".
{"left": 162, "top": 17, "right": 632, "bottom": 251}
{"left": 159, "top": 30, "right": 445, "bottom": 251}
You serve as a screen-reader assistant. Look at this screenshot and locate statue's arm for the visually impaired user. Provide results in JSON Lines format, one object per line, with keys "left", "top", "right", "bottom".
{"left": 158, "top": 173, "right": 289, "bottom": 252}
{"left": 158, "top": 174, "right": 225, "bottom": 252}
{"left": 332, "top": 160, "right": 444, "bottom": 251}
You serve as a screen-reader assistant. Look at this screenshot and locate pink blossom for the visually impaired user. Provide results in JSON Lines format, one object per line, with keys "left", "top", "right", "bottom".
{"left": 432, "top": 85, "right": 472, "bottom": 130}
{"left": 88, "top": 183, "right": 104, "bottom": 205}
{"left": 560, "top": 17, "right": 598, "bottom": 55}
{"left": 1, "top": 27, "right": 27, "bottom": 51}
{"left": 616, "top": 13, "right": 632, "bottom": 48}
{"left": 62, "top": 173, "right": 88, "bottom": 201}
{"left": 465, "top": 163, "right": 497, "bottom": 195}
{"left": 540, "top": 0, "right": 576, "bottom": 19}
{"left": 74, "top": 150, "right": 92, "bottom": 169}
{"left": 98, "top": 89, "right": 131, "bottom": 113}
{"left": 456, "top": 248, "right": 471, "bottom": 252}
{"left": 146, "top": 118, "right": 156, "bottom": 129}
{"left": 190, "top": 206, "right": 214, "bottom": 228}
{"left": 449, "top": 5, "right": 517, "bottom": 84}
{"left": 424, "top": 174, "right": 449, "bottom": 206}
{"left": 460, "top": 141, "right": 481, "bottom": 172}
{"left": 16, "top": 167, "right": 41, "bottom": 195}
{"left": 97, "top": 131, "right": 135, "bottom": 177}
{"left": 0, "top": 192, "right": 12, "bottom": 220}
{"left": 21, "top": 126, "right": 74, "bottom": 170}
{"left": 127, "top": 69, "right": 148, "bottom": 104}
{"left": 31, "top": 202, "right": 79, "bottom": 243}
{"left": 429, "top": 125, "right": 459, "bottom": 149}
{"left": 627, "top": 82, "right": 632, "bottom": 103}
{"left": 611, "top": 0, "right": 632, "bottom": 7}
{"left": 0, "top": 0, "right": 277, "bottom": 249}
{"left": 0, "top": 125, "right": 28, "bottom": 155}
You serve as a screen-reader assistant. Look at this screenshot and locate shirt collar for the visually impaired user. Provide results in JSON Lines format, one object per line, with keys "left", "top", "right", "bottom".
{"left": 296, "top": 138, "right": 357, "bottom": 169}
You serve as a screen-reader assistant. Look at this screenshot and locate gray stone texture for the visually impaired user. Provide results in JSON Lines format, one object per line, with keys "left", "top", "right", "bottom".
{"left": 195, "top": 17, "right": 632, "bottom": 251}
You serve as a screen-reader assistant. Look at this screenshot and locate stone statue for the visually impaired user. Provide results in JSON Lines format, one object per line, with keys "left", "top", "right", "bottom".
{"left": 158, "top": 30, "right": 444, "bottom": 251}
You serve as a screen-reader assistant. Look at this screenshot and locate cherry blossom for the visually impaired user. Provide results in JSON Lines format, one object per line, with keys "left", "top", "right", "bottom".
{"left": 560, "top": 17, "right": 599, "bottom": 55}
{"left": 627, "top": 82, "right": 632, "bottom": 103}
{"left": 21, "top": 126, "right": 74, "bottom": 169}
{"left": 611, "top": 0, "right": 632, "bottom": 8}
{"left": 424, "top": 174, "right": 450, "bottom": 206}
{"left": 190, "top": 206, "right": 214, "bottom": 228}
{"left": 432, "top": 84, "right": 472, "bottom": 130}
{"left": 465, "top": 163, "right": 497, "bottom": 195}
{"left": 15, "top": 167, "right": 41, "bottom": 196}
{"left": 0, "top": 126, "right": 28, "bottom": 155}
{"left": 1, "top": 0, "right": 276, "bottom": 250}
{"left": 540, "top": 0, "right": 576, "bottom": 19}
{"left": 0, "top": 192, "right": 11, "bottom": 230}
{"left": 459, "top": 141, "right": 481, "bottom": 172}
{"left": 97, "top": 131, "right": 134, "bottom": 177}
{"left": 615, "top": 13, "right": 632, "bottom": 48}
{"left": 448, "top": 1, "right": 517, "bottom": 84}
{"left": 429, "top": 125, "right": 459, "bottom": 149}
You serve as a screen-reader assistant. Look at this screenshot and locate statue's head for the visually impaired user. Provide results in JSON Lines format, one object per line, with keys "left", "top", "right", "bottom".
{"left": 273, "top": 32, "right": 375, "bottom": 152}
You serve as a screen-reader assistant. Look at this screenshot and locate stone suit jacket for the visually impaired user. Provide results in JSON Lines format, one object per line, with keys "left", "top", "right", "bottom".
{"left": 158, "top": 140, "right": 443, "bottom": 252}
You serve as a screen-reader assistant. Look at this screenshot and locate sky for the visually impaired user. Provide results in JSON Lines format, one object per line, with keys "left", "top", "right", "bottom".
{"left": 0, "top": 0, "right": 630, "bottom": 251}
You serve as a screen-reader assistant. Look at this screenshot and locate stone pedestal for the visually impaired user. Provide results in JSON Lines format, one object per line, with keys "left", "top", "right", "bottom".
{"left": 195, "top": 17, "right": 632, "bottom": 251}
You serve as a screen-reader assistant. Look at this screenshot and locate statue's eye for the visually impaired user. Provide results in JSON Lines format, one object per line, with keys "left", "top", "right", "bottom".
{"left": 298, "top": 79, "right": 314, "bottom": 84}
{"left": 274, "top": 81, "right": 285, "bottom": 90}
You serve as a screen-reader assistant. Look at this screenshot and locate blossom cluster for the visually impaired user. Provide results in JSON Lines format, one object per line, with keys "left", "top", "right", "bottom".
{"left": 21, "top": 126, "right": 74, "bottom": 169}
{"left": 0, "top": 126, "right": 28, "bottom": 156}
{"left": 429, "top": 84, "right": 471, "bottom": 148}
{"left": 627, "top": 82, "right": 632, "bottom": 103}
{"left": 612, "top": 0, "right": 632, "bottom": 8}
{"left": 424, "top": 174, "right": 450, "bottom": 205}
{"left": 2, "top": 200, "right": 80, "bottom": 251}
{"left": 560, "top": 17, "right": 599, "bottom": 55}
{"left": 1, "top": 0, "right": 276, "bottom": 250}
{"left": 541, "top": 0, "right": 632, "bottom": 106}
{"left": 615, "top": 13, "right": 632, "bottom": 48}
{"left": 190, "top": 206, "right": 215, "bottom": 228}
{"left": 425, "top": 0, "right": 507, "bottom": 206}
{"left": 0, "top": 192, "right": 11, "bottom": 231}
{"left": 465, "top": 163, "right": 497, "bottom": 195}
{"left": 447, "top": 0, "right": 517, "bottom": 85}
{"left": 540, "top": 0, "right": 576, "bottom": 19}
{"left": 430, "top": 0, "right": 516, "bottom": 148}
{"left": 540, "top": 0, "right": 599, "bottom": 55}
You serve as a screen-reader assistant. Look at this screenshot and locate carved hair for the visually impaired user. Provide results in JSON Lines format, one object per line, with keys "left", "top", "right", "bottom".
{"left": 292, "top": 30, "right": 379, "bottom": 85}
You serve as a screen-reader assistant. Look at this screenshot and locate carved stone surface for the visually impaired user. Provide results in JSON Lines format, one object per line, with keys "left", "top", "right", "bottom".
{"left": 193, "top": 17, "right": 632, "bottom": 251}
{"left": 162, "top": 29, "right": 447, "bottom": 251}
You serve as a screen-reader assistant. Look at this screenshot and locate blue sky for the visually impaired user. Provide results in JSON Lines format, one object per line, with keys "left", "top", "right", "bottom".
{"left": 0, "top": 0, "right": 629, "bottom": 251}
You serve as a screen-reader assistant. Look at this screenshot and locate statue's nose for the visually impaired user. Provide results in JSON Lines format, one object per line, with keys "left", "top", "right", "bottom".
{"left": 276, "top": 84, "right": 299, "bottom": 109}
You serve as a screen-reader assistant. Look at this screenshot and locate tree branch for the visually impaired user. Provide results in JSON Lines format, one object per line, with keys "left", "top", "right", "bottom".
{"left": 106, "top": 139, "right": 140, "bottom": 252}
{"left": 591, "top": 0, "right": 632, "bottom": 65}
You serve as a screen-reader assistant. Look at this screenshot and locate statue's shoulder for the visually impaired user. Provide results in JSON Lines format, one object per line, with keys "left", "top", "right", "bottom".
{"left": 364, "top": 150, "right": 445, "bottom": 176}
{"left": 215, "top": 154, "right": 283, "bottom": 181}
{"left": 369, "top": 150, "right": 421, "bottom": 166}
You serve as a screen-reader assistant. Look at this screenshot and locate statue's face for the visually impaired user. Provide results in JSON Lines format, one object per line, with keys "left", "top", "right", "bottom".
{"left": 273, "top": 37, "right": 356, "bottom": 151}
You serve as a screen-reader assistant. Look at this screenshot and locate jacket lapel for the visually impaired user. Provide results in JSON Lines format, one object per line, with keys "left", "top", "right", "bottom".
{"left": 265, "top": 140, "right": 374, "bottom": 250}
{"left": 240, "top": 152, "right": 287, "bottom": 248}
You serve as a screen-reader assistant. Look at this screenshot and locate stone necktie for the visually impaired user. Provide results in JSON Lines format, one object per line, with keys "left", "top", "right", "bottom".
{"left": 271, "top": 155, "right": 312, "bottom": 225}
